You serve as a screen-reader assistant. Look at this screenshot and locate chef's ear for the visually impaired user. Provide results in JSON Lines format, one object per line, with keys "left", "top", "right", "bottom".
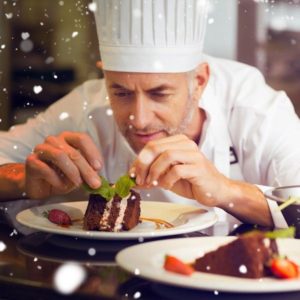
{"left": 195, "top": 62, "right": 210, "bottom": 88}
{"left": 96, "top": 61, "right": 103, "bottom": 70}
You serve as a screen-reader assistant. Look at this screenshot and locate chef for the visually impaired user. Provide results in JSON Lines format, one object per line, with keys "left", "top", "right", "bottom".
{"left": 0, "top": 0, "right": 299, "bottom": 234}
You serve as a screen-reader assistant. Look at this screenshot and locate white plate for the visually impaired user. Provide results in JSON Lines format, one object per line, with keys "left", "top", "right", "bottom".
{"left": 16, "top": 201, "right": 217, "bottom": 240}
{"left": 116, "top": 237, "right": 300, "bottom": 293}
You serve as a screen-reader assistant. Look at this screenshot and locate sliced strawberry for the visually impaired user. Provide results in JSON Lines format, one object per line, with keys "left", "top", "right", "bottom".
{"left": 47, "top": 209, "right": 72, "bottom": 225}
{"left": 270, "top": 258, "right": 299, "bottom": 279}
{"left": 164, "top": 255, "right": 194, "bottom": 276}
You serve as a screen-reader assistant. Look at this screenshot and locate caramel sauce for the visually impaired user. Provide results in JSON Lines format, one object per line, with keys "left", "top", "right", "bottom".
{"left": 140, "top": 217, "right": 174, "bottom": 229}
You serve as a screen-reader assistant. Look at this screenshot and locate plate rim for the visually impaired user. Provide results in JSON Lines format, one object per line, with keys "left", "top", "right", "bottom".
{"left": 16, "top": 201, "right": 218, "bottom": 240}
{"left": 116, "top": 236, "right": 300, "bottom": 293}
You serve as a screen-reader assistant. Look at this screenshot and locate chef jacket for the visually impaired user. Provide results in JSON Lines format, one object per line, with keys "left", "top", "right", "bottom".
{"left": 1, "top": 55, "right": 299, "bottom": 234}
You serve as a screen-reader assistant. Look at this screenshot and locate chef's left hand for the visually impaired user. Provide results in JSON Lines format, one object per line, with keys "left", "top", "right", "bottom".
{"left": 129, "top": 134, "right": 232, "bottom": 207}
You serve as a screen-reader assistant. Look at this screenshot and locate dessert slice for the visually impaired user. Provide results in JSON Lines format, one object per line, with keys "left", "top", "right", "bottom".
{"left": 83, "top": 189, "right": 140, "bottom": 232}
{"left": 83, "top": 175, "right": 140, "bottom": 232}
{"left": 194, "top": 232, "right": 278, "bottom": 278}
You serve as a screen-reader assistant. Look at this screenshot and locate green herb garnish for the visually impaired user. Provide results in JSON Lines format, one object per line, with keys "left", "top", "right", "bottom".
{"left": 82, "top": 174, "right": 136, "bottom": 201}
{"left": 278, "top": 196, "right": 300, "bottom": 211}
{"left": 265, "top": 227, "right": 295, "bottom": 239}
{"left": 82, "top": 176, "right": 115, "bottom": 200}
{"left": 115, "top": 175, "right": 136, "bottom": 198}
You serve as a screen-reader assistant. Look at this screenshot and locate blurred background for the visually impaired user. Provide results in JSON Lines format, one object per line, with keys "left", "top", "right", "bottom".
{"left": 0, "top": 0, "right": 300, "bottom": 131}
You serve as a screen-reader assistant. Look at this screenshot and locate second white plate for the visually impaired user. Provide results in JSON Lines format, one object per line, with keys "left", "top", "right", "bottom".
{"left": 116, "top": 237, "right": 300, "bottom": 293}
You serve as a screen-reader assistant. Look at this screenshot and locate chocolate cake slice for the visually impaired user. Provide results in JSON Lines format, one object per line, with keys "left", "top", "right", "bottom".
{"left": 194, "top": 232, "right": 278, "bottom": 278}
{"left": 83, "top": 189, "right": 141, "bottom": 232}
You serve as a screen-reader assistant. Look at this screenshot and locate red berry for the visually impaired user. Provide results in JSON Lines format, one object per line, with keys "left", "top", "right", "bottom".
{"left": 48, "top": 209, "right": 72, "bottom": 225}
{"left": 164, "top": 255, "right": 194, "bottom": 276}
{"left": 270, "top": 258, "right": 299, "bottom": 279}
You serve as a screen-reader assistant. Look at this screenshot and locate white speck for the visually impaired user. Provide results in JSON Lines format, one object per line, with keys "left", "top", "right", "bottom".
{"left": 291, "top": 39, "right": 297, "bottom": 45}
{"left": 88, "top": 115, "right": 93, "bottom": 119}
{"left": 239, "top": 265, "right": 247, "bottom": 274}
{"left": 0, "top": 241, "right": 7, "bottom": 252}
{"left": 133, "top": 291, "right": 141, "bottom": 299}
{"left": 13, "top": 145, "right": 18, "bottom": 150}
{"left": 0, "top": 119, "right": 2, "bottom": 123}
{"left": 134, "top": 268, "right": 140, "bottom": 275}
{"left": 205, "top": 192, "right": 212, "bottom": 198}
{"left": 21, "top": 32, "right": 30, "bottom": 40}
{"left": 133, "top": 8, "right": 142, "bottom": 18}
{"left": 1, "top": 44, "right": 5, "bottom": 49}
{"left": 45, "top": 56, "right": 54, "bottom": 64}
{"left": 233, "top": 223, "right": 239, "bottom": 229}
{"left": 9, "top": 272, "right": 13, "bottom": 277}
{"left": 152, "top": 180, "right": 158, "bottom": 186}
{"left": 88, "top": 2, "right": 97, "bottom": 12}
{"left": 208, "top": 18, "right": 215, "bottom": 25}
{"left": 105, "top": 96, "right": 109, "bottom": 101}
{"left": 54, "top": 263, "right": 86, "bottom": 295}
{"left": 33, "top": 85, "right": 43, "bottom": 94}
{"left": 130, "top": 172, "right": 136, "bottom": 178}
{"left": 106, "top": 108, "right": 113, "bottom": 116}
{"left": 59, "top": 1, "right": 64, "bottom": 6}
{"left": 20, "top": 40, "right": 34, "bottom": 52}
{"left": 206, "top": 265, "right": 211, "bottom": 270}
{"left": 214, "top": 290, "right": 219, "bottom": 295}
{"left": 34, "top": 257, "right": 38, "bottom": 262}
{"left": 9, "top": 229, "right": 18, "bottom": 237}
{"left": 72, "top": 31, "right": 78, "bottom": 38}
{"left": 129, "top": 114, "right": 135, "bottom": 120}
{"left": 53, "top": 73, "right": 58, "bottom": 79}
{"left": 5, "top": 13, "right": 13, "bottom": 19}
{"left": 146, "top": 193, "right": 150, "bottom": 197}
{"left": 59, "top": 112, "right": 69, "bottom": 120}
{"left": 22, "top": 192, "right": 27, "bottom": 197}
{"left": 138, "top": 237, "right": 144, "bottom": 243}
{"left": 40, "top": 22, "right": 44, "bottom": 26}
{"left": 228, "top": 202, "right": 234, "bottom": 208}
{"left": 37, "top": 265, "right": 42, "bottom": 270}
{"left": 88, "top": 248, "right": 96, "bottom": 256}
{"left": 128, "top": 124, "right": 133, "bottom": 129}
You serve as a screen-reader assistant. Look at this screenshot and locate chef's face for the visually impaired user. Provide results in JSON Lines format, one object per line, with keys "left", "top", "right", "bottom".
{"left": 104, "top": 65, "right": 208, "bottom": 153}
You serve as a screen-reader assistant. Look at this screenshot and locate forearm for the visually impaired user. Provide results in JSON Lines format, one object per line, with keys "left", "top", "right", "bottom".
{"left": 0, "top": 163, "right": 26, "bottom": 200}
{"left": 218, "top": 179, "right": 274, "bottom": 227}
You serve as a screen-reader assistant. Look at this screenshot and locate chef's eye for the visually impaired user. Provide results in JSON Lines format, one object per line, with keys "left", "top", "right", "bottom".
{"left": 114, "top": 91, "right": 132, "bottom": 98}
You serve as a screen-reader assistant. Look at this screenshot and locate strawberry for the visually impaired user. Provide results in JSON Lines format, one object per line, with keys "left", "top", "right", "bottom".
{"left": 46, "top": 209, "right": 72, "bottom": 225}
{"left": 164, "top": 255, "right": 194, "bottom": 276}
{"left": 270, "top": 257, "right": 299, "bottom": 279}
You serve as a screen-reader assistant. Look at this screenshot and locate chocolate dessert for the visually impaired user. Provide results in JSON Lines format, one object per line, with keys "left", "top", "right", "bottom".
{"left": 194, "top": 232, "right": 278, "bottom": 278}
{"left": 83, "top": 189, "right": 141, "bottom": 232}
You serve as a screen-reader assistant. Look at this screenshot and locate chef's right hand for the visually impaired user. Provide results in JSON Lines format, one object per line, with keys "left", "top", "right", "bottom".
{"left": 25, "top": 131, "right": 103, "bottom": 199}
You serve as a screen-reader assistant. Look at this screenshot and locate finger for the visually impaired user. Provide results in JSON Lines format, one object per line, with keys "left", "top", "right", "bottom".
{"left": 26, "top": 154, "right": 73, "bottom": 198}
{"left": 45, "top": 136, "right": 102, "bottom": 189}
{"left": 145, "top": 150, "right": 202, "bottom": 186}
{"left": 34, "top": 143, "right": 84, "bottom": 187}
{"left": 159, "top": 164, "right": 198, "bottom": 190}
{"left": 132, "top": 138, "right": 198, "bottom": 185}
{"left": 61, "top": 132, "right": 103, "bottom": 170}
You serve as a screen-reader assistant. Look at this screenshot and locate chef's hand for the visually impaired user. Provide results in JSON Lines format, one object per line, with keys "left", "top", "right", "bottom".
{"left": 25, "top": 131, "right": 103, "bottom": 199}
{"left": 129, "top": 134, "right": 231, "bottom": 207}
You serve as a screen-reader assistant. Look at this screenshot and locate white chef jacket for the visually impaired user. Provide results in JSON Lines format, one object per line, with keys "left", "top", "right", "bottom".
{"left": 1, "top": 55, "right": 299, "bottom": 233}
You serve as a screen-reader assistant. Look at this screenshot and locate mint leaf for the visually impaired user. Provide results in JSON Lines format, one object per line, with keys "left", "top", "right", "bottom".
{"left": 115, "top": 174, "right": 136, "bottom": 198}
{"left": 265, "top": 227, "right": 295, "bottom": 239}
{"left": 82, "top": 176, "right": 115, "bottom": 200}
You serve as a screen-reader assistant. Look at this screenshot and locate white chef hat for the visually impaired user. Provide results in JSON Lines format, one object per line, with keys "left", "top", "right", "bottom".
{"left": 93, "top": 0, "right": 208, "bottom": 73}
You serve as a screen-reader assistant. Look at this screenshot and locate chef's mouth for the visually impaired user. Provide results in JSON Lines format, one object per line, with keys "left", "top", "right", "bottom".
{"left": 134, "top": 131, "right": 165, "bottom": 143}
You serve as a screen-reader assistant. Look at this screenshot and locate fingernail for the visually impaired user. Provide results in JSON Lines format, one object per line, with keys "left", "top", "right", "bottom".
{"left": 90, "top": 177, "right": 101, "bottom": 188}
{"left": 136, "top": 176, "right": 141, "bottom": 185}
{"left": 129, "top": 167, "right": 136, "bottom": 178}
{"left": 93, "top": 160, "right": 102, "bottom": 170}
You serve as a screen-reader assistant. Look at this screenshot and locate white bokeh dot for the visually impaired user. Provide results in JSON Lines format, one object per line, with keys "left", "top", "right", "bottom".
{"left": 54, "top": 263, "right": 86, "bottom": 295}
{"left": 88, "top": 248, "right": 96, "bottom": 256}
